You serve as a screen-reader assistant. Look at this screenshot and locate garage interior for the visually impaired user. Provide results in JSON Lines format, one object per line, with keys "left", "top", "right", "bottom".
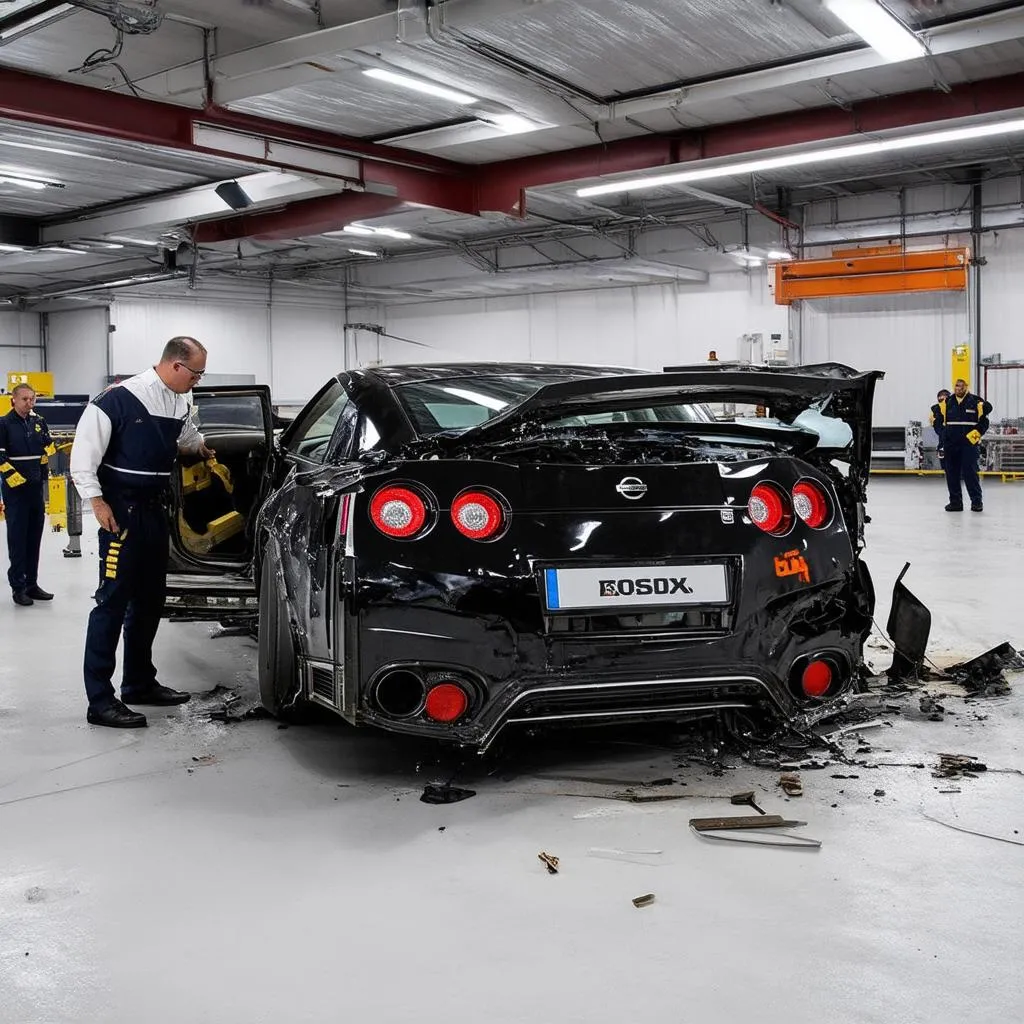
{"left": 1, "top": 1, "right": 1023, "bottom": 1020}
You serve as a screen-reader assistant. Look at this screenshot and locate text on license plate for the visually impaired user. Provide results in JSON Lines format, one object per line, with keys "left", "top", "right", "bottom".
{"left": 543, "top": 564, "right": 728, "bottom": 612}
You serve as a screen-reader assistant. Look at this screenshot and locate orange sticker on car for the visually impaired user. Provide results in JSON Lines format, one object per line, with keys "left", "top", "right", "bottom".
{"left": 774, "top": 549, "right": 810, "bottom": 583}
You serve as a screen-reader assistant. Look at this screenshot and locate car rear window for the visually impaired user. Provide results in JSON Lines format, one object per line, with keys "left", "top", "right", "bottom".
{"left": 396, "top": 376, "right": 574, "bottom": 435}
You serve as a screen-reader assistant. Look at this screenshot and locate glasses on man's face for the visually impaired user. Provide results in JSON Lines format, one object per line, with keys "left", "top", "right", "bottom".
{"left": 176, "top": 361, "right": 206, "bottom": 380}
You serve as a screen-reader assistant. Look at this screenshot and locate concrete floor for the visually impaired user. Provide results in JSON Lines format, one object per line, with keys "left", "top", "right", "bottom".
{"left": 1, "top": 478, "right": 1022, "bottom": 1024}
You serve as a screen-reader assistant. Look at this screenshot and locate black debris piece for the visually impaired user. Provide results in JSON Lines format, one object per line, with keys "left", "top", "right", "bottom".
{"left": 874, "top": 789, "right": 886, "bottom": 797}
{"left": 886, "top": 564, "right": 931, "bottom": 684}
{"left": 933, "top": 753, "right": 988, "bottom": 778}
{"left": 947, "top": 643, "right": 1022, "bottom": 697}
{"left": 420, "top": 783, "right": 476, "bottom": 805}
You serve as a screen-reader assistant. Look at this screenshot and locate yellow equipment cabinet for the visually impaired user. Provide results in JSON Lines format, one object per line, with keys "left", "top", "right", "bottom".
{"left": 951, "top": 344, "right": 971, "bottom": 387}
{"left": 6, "top": 371, "right": 55, "bottom": 398}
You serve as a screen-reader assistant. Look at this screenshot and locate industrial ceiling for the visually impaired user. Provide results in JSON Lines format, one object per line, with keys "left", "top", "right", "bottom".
{"left": 1, "top": 0, "right": 1023, "bottom": 305}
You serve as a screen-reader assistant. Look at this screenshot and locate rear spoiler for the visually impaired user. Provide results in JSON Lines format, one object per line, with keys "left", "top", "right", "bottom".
{"left": 443, "top": 362, "right": 883, "bottom": 469}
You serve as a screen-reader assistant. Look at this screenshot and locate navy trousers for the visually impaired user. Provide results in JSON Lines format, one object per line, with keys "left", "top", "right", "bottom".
{"left": 3, "top": 479, "right": 45, "bottom": 594}
{"left": 83, "top": 493, "right": 169, "bottom": 711}
{"left": 945, "top": 444, "right": 982, "bottom": 507}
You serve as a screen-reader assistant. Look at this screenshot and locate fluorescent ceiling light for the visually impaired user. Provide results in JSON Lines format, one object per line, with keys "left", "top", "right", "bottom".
{"left": 39, "top": 246, "right": 84, "bottom": 255}
{"left": 767, "top": 250, "right": 794, "bottom": 260}
{"left": 362, "top": 68, "right": 479, "bottom": 106}
{"left": 478, "top": 112, "right": 540, "bottom": 135}
{"left": 347, "top": 248, "right": 380, "bottom": 258}
{"left": 0, "top": 242, "right": 27, "bottom": 253}
{"left": 338, "top": 224, "right": 413, "bottom": 241}
{"left": 0, "top": 3, "right": 75, "bottom": 42}
{"left": 577, "top": 117, "right": 1024, "bottom": 198}
{"left": 0, "top": 174, "right": 49, "bottom": 190}
{"left": 107, "top": 235, "right": 162, "bottom": 247}
{"left": 824, "top": 0, "right": 926, "bottom": 63}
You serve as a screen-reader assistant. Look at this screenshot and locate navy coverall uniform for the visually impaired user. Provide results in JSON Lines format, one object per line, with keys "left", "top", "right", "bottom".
{"left": 70, "top": 370, "right": 203, "bottom": 711}
{"left": 934, "top": 391, "right": 993, "bottom": 508}
{"left": 0, "top": 407, "right": 55, "bottom": 596}
{"left": 929, "top": 402, "right": 945, "bottom": 469}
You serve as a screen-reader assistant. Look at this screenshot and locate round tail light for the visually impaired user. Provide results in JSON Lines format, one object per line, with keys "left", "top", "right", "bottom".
{"left": 451, "top": 490, "right": 506, "bottom": 540}
{"left": 424, "top": 682, "right": 469, "bottom": 723}
{"left": 370, "top": 486, "right": 428, "bottom": 539}
{"left": 792, "top": 481, "right": 830, "bottom": 529}
{"left": 801, "top": 660, "right": 833, "bottom": 698}
{"left": 748, "top": 483, "right": 792, "bottom": 536}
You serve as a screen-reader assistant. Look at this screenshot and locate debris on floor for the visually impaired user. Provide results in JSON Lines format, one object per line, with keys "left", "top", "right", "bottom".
{"left": 873, "top": 788, "right": 886, "bottom": 797}
{"left": 689, "top": 814, "right": 821, "bottom": 849}
{"left": 632, "top": 893, "right": 656, "bottom": 909}
{"left": 947, "top": 643, "right": 1022, "bottom": 697}
{"left": 538, "top": 851, "right": 560, "bottom": 874}
{"left": 923, "top": 814, "right": 1024, "bottom": 848}
{"left": 420, "top": 783, "right": 476, "bottom": 804}
{"left": 919, "top": 695, "right": 946, "bottom": 721}
{"left": 933, "top": 753, "right": 988, "bottom": 778}
{"left": 886, "top": 563, "right": 932, "bottom": 683}
{"left": 779, "top": 772, "right": 803, "bottom": 797}
{"left": 730, "top": 790, "right": 766, "bottom": 814}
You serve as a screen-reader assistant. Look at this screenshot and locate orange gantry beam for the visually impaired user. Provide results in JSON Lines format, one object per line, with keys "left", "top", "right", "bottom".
{"left": 774, "top": 247, "right": 970, "bottom": 304}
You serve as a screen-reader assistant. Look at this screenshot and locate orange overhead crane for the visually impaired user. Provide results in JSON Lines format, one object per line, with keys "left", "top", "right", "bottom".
{"left": 773, "top": 246, "right": 970, "bottom": 304}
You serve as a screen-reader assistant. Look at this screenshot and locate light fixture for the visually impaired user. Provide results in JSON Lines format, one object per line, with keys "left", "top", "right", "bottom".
{"left": 106, "top": 235, "right": 162, "bottom": 247}
{"left": 477, "top": 112, "right": 540, "bottom": 135}
{"left": 347, "top": 248, "right": 380, "bottom": 258}
{"left": 0, "top": 174, "right": 50, "bottom": 190}
{"left": 337, "top": 224, "right": 413, "bottom": 241}
{"left": 0, "top": 242, "right": 27, "bottom": 253}
{"left": 576, "top": 117, "right": 1024, "bottom": 198}
{"left": 824, "top": 0, "right": 926, "bottom": 63}
{"left": 734, "top": 252, "right": 764, "bottom": 266}
{"left": 362, "top": 68, "right": 479, "bottom": 106}
{"left": 767, "top": 250, "right": 794, "bottom": 260}
{"left": 0, "top": 3, "right": 75, "bottom": 42}
{"left": 39, "top": 246, "right": 85, "bottom": 255}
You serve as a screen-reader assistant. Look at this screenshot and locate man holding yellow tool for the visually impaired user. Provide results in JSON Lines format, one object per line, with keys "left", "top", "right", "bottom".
{"left": 933, "top": 378, "right": 993, "bottom": 513}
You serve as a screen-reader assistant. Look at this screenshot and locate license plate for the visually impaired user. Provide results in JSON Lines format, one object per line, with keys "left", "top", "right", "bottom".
{"left": 543, "top": 563, "right": 729, "bottom": 612}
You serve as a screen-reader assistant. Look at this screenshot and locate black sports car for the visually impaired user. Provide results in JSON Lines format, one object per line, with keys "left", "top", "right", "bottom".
{"left": 165, "top": 361, "right": 882, "bottom": 751}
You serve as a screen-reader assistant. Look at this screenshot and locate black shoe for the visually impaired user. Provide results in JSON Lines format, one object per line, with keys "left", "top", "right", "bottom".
{"left": 87, "top": 699, "right": 147, "bottom": 729}
{"left": 12, "top": 591, "right": 33, "bottom": 606}
{"left": 971, "top": 503, "right": 983, "bottom": 512}
{"left": 121, "top": 683, "right": 191, "bottom": 706}
{"left": 26, "top": 585, "right": 53, "bottom": 601}
{"left": 945, "top": 504, "right": 963, "bottom": 512}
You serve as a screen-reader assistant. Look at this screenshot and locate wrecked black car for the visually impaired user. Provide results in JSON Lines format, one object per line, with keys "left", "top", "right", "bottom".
{"left": 164, "top": 361, "right": 882, "bottom": 751}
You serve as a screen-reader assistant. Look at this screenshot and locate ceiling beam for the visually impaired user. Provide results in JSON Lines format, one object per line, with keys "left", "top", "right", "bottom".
{"left": 474, "top": 71, "right": 1024, "bottom": 215}
{"left": 0, "top": 66, "right": 466, "bottom": 178}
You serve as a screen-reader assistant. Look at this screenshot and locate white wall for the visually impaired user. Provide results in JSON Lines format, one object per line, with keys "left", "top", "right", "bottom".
{"left": 376, "top": 273, "right": 787, "bottom": 370}
{"left": 107, "top": 283, "right": 358, "bottom": 404}
{"left": 47, "top": 307, "right": 109, "bottom": 398}
{"left": 0, "top": 312, "right": 43, "bottom": 377}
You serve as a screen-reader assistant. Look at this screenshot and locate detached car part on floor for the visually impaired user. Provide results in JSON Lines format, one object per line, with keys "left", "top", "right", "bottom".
{"left": 165, "top": 362, "right": 882, "bottom": 750}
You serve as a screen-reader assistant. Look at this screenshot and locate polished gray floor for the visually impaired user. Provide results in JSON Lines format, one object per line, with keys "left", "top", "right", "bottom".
{"left": 1, "top": 478, "right": 1022, "bottom": 1024}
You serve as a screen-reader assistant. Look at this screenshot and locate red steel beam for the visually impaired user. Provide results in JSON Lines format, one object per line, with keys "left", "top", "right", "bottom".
{"left": 476, "top": 72, "right": 1024, "bottom": 215}
{"left": 0, "top": 66, "right": 466, "bottom": 179}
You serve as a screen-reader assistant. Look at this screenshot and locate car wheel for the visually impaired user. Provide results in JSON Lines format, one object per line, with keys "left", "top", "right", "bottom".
{"left": 257, "top": 552, "right": 304, "bottom": 720}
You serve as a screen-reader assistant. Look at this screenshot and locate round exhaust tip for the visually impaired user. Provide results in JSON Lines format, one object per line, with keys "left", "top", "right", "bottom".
{"left": 375, "top": 670, "right": 426, "bottom": 719}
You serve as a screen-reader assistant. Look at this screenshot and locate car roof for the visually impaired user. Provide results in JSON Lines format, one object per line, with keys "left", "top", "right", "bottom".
{"left": 351, "top": 362, "right": 646, "bottom": 387}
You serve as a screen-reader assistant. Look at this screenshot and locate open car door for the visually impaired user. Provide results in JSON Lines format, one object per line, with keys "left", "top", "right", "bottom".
{"left": 163, "top": 385, "right": 275, "bottom": 622}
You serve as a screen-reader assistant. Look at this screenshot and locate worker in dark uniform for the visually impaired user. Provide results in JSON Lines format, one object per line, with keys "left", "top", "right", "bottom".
{"left": 71, "top": 337, "right": 215, "bottom": 729}
{"left": 930, "top": 387, "right": 950, "bottom": 477}
{"left": 933, "top": 377, "right": 992, "bottom": 513}
{"left": 0, "top": 383, "right": 56, "bottom": 606}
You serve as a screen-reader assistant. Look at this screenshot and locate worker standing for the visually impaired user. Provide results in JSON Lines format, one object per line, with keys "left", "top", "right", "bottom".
{"left": 930, "top": 387, "right": 950, "bottom": 479}
{"left": 933, "top": 378, "right": 993, "bottom": 513}
{"left": 70, "top": 337, "right": 215, "bottom": 729}
{"left": 0, "top": 383, "right": 56, "bottom": 605}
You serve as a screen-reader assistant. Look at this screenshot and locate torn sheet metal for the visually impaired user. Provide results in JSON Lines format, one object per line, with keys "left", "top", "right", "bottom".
{"left": 886, "top": 563, "right": 931, "bottom": 683}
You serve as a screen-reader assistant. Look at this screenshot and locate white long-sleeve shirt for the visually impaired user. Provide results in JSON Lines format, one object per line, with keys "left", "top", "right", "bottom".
{"left": 71, "top": 367, "right": 204, "bottom": 500}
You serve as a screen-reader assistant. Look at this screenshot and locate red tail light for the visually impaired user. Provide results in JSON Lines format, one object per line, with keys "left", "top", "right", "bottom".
{"left": 748, "top": 483, "right": 792, "bottom": 536}
{"left": 451, "top": 490, "right": 506, "bottom": 540}
{"left": 801, "top": 659, "right": 833, "bottom": 698}
{"left": 424, "top": 682, "right": 469, "bottom": 723}
{"left": 792, "top": 481, "right": 830, "bottom": 529}
{"left": 369, "top": 486, "right": 428, "bottom": 539}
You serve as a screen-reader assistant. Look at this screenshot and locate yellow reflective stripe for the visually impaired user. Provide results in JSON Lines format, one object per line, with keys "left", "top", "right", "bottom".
{"left": 44, "top": 443, "right": 57, "bottom": 457}
{"left": 0, "top": 462, "right": 12, "bottom": 472}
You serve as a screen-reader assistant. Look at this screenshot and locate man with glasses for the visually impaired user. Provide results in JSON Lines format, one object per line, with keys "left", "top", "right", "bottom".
{"left": 71, "top": 336, "right": 216, "bottom": 728}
